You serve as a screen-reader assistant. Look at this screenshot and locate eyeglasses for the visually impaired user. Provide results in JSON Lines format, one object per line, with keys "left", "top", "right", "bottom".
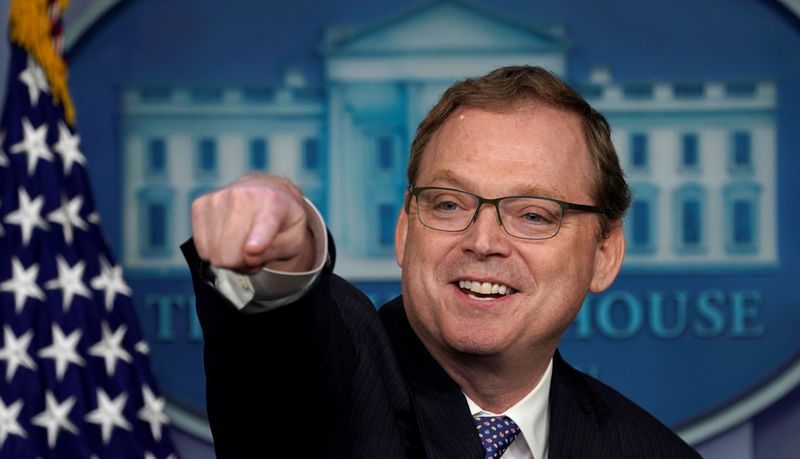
{"left": 409, "top": 186, "right": 609, "bottom": 240}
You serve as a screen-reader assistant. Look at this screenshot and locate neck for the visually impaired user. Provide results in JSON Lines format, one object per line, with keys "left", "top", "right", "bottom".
{"left": 432, "top": 346, "right": 554, "bottom": 414}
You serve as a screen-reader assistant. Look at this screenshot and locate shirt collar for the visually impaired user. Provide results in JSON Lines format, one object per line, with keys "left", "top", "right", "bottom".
{"left": 465, "top": 358, "right": 553, "bottom": 459}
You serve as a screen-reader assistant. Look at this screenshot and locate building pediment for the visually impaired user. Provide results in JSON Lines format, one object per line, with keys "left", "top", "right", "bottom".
{"left": 321, "top": 0, "right": 570, "bottom": 56}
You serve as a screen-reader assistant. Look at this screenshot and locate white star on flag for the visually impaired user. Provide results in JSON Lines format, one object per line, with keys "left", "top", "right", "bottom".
{"left": 9, "top": 117, "right": 53, "bottom": 175}
{"left": 44, "top": 255, "right": 92, "bottom": 313}
{"left": 87, "top": 321, "right": 132, "bottom": 377}
{"left": 0, "top": 325, "right": 37, "bottom": 382}
{"left": 31, "top": 392, "right": 79, "bottom": 449}
{"left": 0, "top": 397, "right": 26, "bottom": 448}
{"left": 3, "top": 187, "right": 48, "bottom": 246}
{"left": 88, "top": 211, "right": 101, "bottom": 224}
{"left": 90, "top": 255, "right": 131, "bottom": 311}
{"left": 84, "top": 388, "right": 132, "bottom": 445}
{"left": 46, "top": 193, "right": 87, "bottom": 244}
{"left": 0, "top": 257, "right": 45, "bottom": 314}
{"left": 0, "top": 131, "right": 8, "bottom": 167}
{"left": 135, "top": 340, "right": 150, "bottom": 355}
{"left": 17, "top": 55, "right": 49, "bottom": 106}
{"left": 37, "top": 323, "right": 85, "bottom": 381}
{"left": 44, "top": 256, "right": 92, "bottom": 313}
{"left": 53, "top": 121, "right": 85, "bottom": 174}
{"left": 137, "top": 386, "right": 168, "bottom": 441}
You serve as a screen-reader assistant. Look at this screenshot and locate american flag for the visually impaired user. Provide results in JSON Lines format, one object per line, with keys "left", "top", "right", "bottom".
{"left": 0, "top": 1, "right": 176, "bottom": 457}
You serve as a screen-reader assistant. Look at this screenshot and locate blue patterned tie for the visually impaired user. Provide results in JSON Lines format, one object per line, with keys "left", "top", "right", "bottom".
{"left": 473, "top": 415, "right": 521, "bottom": 458}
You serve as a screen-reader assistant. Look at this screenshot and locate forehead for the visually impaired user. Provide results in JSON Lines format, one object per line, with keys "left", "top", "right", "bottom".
{"left": 417, "top": 105, "right": 595, "bottom": 201}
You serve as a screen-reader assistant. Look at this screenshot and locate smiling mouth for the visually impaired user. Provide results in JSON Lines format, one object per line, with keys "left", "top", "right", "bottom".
{"left": 457, "top": 280, "right": 516, "bottom": 301}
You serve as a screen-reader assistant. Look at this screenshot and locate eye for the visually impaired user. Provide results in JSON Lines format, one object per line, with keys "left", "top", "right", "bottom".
{"left": 435, "top": 200, "right": 460, "bottom": 212}
{"left": 523, "top": 212, "right": 548, "bottom": 223}
{"left": 425, "top": 190, "right": 471, "bottom": 212}
{"left": 512, "top": 205, "right": 558, "bottom": 226}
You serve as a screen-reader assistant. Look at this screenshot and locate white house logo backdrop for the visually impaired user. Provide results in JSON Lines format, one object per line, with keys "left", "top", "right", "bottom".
{"left": 61, "top": 0, "right": 800, "bottom": 445}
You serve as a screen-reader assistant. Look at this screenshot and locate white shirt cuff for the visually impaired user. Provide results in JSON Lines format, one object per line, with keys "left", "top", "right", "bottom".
{"left": 208, "top": 198, "right": 328, "bottom": 313}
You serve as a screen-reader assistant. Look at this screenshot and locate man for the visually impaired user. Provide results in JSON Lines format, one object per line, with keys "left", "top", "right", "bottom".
{"left": 184, "top": 66, "right": 700, "bottom": 458}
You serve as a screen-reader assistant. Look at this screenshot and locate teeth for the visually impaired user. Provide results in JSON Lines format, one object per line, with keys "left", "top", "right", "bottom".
{"left": 467, "top": 293, "right": 494, "bottom": 301}
{"left": 458, "top": 280, "right": 514, "bottom": 296}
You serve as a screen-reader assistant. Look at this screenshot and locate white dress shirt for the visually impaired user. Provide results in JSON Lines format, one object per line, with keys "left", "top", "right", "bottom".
{"left": 465, "top": 359, "right": 552, "bottom": 459}
{"left": 208, "top": 199, "right": 552, "bottom": 458}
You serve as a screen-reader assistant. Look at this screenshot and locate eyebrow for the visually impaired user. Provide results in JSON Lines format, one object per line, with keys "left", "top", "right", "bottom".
{"left": 424, "top": 168, "right": 565, "bottom": 200}
{"left": 428, "top": 169, "right": 465, "bottom": 187}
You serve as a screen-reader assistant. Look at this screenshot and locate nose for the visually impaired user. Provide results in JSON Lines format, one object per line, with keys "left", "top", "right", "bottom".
{"left": 460, "top": 203, "right": 512, "bottom": 260}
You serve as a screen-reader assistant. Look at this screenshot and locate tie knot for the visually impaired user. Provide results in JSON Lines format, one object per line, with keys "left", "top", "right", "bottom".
{"left": 472, "top": 415, "right": 520, "bottom": 459}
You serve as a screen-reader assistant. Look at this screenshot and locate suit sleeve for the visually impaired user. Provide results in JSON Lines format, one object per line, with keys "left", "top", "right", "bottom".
{"left": 180, "top": 234, "right": 415, "bottom": 458}
{"left": 180, "top": 233, "right": 347, "bottom": 457}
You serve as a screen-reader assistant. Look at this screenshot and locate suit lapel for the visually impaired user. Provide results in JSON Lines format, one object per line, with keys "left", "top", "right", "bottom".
{"left": 548, "top": 351, "right": 624, "bottom": 458}
{"left": 379, "top": 298, "right": 484, "bottom": 459}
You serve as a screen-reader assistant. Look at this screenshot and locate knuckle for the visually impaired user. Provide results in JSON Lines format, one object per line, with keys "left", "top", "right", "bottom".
{"left": 213, "top": 249, "right": 241, "bottom": 270}
{"left": 256, "top": 186, "right": 281, "bottom": 207}
{"left": 194, "top": 240, "right": 208, "bottom": 259}
{"left": 217, "top": 252, "right": 238, "bottom": 269}
{"left": 190, "top": 196, "right": 207, "bottom": 222}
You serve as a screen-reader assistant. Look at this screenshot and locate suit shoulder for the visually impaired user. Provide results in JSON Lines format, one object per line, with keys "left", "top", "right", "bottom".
{"left": 551, "top": 353, "right": 701, "bottom": 458}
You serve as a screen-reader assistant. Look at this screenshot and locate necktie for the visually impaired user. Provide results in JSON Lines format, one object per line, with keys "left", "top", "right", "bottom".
{"left": 473, "top": 415, "right": 521, "bottom": 458}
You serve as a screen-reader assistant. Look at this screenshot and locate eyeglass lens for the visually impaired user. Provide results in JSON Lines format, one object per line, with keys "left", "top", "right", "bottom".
{"left": 415, "top": 188, "right": 564, "bottom": 240}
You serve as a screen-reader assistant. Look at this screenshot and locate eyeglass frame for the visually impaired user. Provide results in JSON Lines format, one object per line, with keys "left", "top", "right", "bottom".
{"left": 407, "top": 185, "right": 610, "bottom": 240}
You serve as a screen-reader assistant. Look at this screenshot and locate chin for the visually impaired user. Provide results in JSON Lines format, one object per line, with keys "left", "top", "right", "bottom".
{"left": 441, "top": 326, "right": 510, "bottom": 357}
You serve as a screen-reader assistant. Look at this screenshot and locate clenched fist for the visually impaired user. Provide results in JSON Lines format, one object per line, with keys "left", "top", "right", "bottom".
{"left": 191, "top": 174, "right": 316, "bottom": 274}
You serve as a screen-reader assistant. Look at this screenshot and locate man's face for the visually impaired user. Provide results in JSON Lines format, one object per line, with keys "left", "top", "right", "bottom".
{"left": 395, "top": 104, "right": 625, "bottom": 361}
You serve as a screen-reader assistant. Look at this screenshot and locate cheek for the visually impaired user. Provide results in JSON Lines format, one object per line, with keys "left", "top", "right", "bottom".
{"left": 400, "top": 258, "right": 442, "bottom": 344}
{"left": 400, "top": 230, "right": 459, "bottom": 317}
{"left": 523, "top": 239, "right": 597, "bottom": 304}
{"left": 399, "top": 228, "right": 438, "bottom": 298}
{"left": 404, "top": 225, "right": 449, "bottom": 268}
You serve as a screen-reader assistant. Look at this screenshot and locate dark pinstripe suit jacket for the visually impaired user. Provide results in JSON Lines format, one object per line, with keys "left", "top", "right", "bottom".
{"left": 183, "top": 239, "right": 699, "bottom": 458}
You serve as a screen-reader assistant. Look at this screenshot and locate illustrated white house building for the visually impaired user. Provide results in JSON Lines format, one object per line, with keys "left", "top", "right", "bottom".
{"left": 121, "top": 72, "right": 327, "bottom": 273}
{"left": 119, "top": 0, "right": 777, "bottom": 279}
{"left": 582, "top": 66, "right": 777, "bottom": 270}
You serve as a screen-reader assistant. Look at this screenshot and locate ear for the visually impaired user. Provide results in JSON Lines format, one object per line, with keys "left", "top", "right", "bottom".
{"left": 589, "top": 220, "right": 626, "bottom": 293}
{"left": 395, "top": 196, "right": 410, "bottom": 267}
